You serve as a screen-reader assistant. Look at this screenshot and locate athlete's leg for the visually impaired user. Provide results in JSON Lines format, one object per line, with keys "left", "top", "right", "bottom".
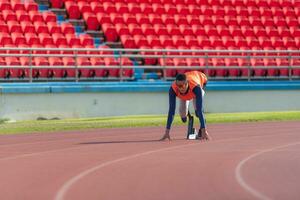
{"left": 179, "top": 99, "right": 189, "bottom": 122}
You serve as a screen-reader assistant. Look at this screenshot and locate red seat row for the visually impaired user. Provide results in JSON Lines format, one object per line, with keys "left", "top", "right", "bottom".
{"left": 158, "top": 57, "right": 300, "bottom": 77}
{"left": 0, "top": 57, "right": 134, "bottom": 78}
{"left": 0, "top": 0, "right": 38, "bottom": 12}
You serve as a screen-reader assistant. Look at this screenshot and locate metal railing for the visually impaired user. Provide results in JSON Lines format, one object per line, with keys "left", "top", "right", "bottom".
{"left": 0, "top": 47, "right": 299, "bottom": 82}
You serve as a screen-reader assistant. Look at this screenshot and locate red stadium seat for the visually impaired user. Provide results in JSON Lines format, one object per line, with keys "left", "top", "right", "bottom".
{"left": 0, "top": 32, "right": 13, "bottom": 45}
{"left": 96, "top": 12, "right": 111, "bottom": 24}
{"left": 47, "top": 22, "right": 61, "bottom": 34}
{"left": 50, "top": 0, "right": 63, "bottom": 9}
{"left": 104, "top": 57, "right": 119, "bottom": 77}
{"left": 176, "top": 4, "right": 189, "bottom": 15}
{"left": 128, "top": 23, "right": 143, "bottom": 35}
{"left": 103, "top": 2, "right": 117, "bottom": 13}
{"left": 136, "top": 13, "right": 150, "bottom": 24}
{"left": 128, "top": 2, "right": 142, "bottom": 13}
{"left": 11, "top": 1, "right": 25, "bottom": 11}
{"left": 39, "top": 33, "right": 54, "bottom": 46}
{"left": 66, "top": 34, "right": 80, "bottom": 46}
{"left": 91, "top": 2, "right": 104, "bottom": 13}
{"left": 43, "top": 11, "right": 57, "bottom": 23}
{"left": 119, "top": 57, "right": 134, "bottom": 77}
{"left": 134, "top": 35, "right": 148, "bottom": 48}
{"left": 65, "top": 1, "right": 80, "bottom": 19}
{"left": 52, "top": 33, "right": 68, "bottom": 46}
{"left": 161, "top": 14, "right": 176, "bottom": 25}
{"left": 34, "top": 21, "right": 49, "bottom": 34}
{"left": 2, "top": 10, "right": 17, "bottom": 21}
{"left": 115, "top": 23, "right": 130, "bottom": 35}
{"left": 83, "top": 12, "right": 99, "bottom": 30}
{"left": 184, "top": 35, "right": 198, "bottom": 46}
{"left": 141, "top": 24, "right": 155, "bottom": 35}
{"left": 149, "top": 14, "right": 163, "bottom": 25}
{"left": 0, "top": 21, "right": 9, "bottom": 33}
{"left": 0, "top": 1, "right": 12, "bottom": 11}
{"left": 154, "top": 24, "right": 168, "bottom": 36}
{"left": 60, "top": 22, "right": 75, "bottom": 35}
{"left": 20, "top": 21, "right": 35, "bottom": 34}
{"left": 28, "top": 10, "right": 43, "bottom": 22}
{"left": 79, "top": 34, "right": 94, "bottom": 46}
{"left": 109, "top": 13, "right": 124, "bottom": 25}
{"left": 102, "top": 23, "right": 118, "bottom": 42}
{"left": 78, "top": 1, "right": 92, "bottom": 13}
{"left": 24, "top": 1, "right": 38, "bottom": 12}
{"left": 166, "top": 24, "right": 181, "bottom": 35}
{"left": 123, "top": 13, "right": 138, "bottom": 24}
{"left": 7, "top": 21, "right": 22, "bottom": 33}
{"left": 120, "top": 35, "right": 136, "bottom": 49}
{"left": 159, "top": 35, "right": 173, "bottom": 47}
{"left": 16, "top": 10, "right": 30, "bottom": 22}
{"left": 11, "top": 32, "right": 26, "bottom": 45}
{"left": 115, "top": 2, "right": 129, "bottom": 13}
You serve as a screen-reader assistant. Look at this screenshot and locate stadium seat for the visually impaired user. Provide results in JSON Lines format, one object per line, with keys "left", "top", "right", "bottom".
{"left": 123, "top": 13, "right": 137, "bottom": 24}
{"left": 2, "top": 10, "right": 17, "bottom": 21}
{"left": 24, "top": 1, "right": 38, "bottom": 12}
{"left": 28, "top": 10, "right": 43, "bottom": 22}
{"left": 0, "top": 32, "right": 13, "bottom": 45}
{"left": 16, "top": 10, "right": 30, "bottom": 22}
{"left": 65, "top": 1, "right": 80, "bottom": 19}
{"left": 39, "top": 33, "right": 54, "bottom": 46}
{"left": 66, "top": 34, "right": 80, "bottom": 46}
{"left": 50, "top": 0, "right": 63, "bottom": 9}
{"left": 0, "top": 0, "right": 12, "bottom": 11}
{"left": 83, "top": 12, "right": 99, "bottom": 30}
{"left": 7, "top": 21, "right": 22, "bottom": 33}
{"left": 104, "top": 57, "right": 119, "bottom": 77}
{"left": 79, "top": 34, "right": 94, "bottom": 46}
{"left": 78, "top": 1, "right": 92, "bottom": 14}
{"left": 11, "top": 32, "right": 26, "bottom": 45}
{"left": 42, "top": 11, "right": 57, "bottom": 23}
{"left": 0, "top": 21, "right": 9, "bottom": 33}
{"left": 52, "top": 33, "right": 68, "bottom": 46}
{"left": 101, "top": 23, "right": 117, "bottom": 42}
{"left": 34, "top": 22, "right": 49, "bottom": 34}
{"left": 47, "top": 22, "right": 61, "bottom": 34}
{"left": 60, "top": 22, "right": 75, "bottom": 35}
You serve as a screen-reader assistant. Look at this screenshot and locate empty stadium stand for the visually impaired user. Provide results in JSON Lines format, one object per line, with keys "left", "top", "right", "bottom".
{"left": 0, "top": 0, "right": 299, "bottom": 80}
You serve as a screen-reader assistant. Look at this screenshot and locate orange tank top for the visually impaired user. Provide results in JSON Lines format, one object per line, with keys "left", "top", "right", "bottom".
{"left": 171, "top": 71, "right": 207, "bottom": 101}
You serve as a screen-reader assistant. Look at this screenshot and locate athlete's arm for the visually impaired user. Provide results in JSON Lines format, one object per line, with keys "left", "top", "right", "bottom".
{"left": 166, "top": 87, "right": 176, "bottom": 130}
{"left": 193, "top": 86, "right": 206, "bottom": 129}
{"left": 160, "top": 87, "right": 176, "bottom": 141}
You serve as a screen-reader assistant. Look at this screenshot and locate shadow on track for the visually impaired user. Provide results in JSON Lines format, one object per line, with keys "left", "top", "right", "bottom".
{"left": 78, "top": 138, "right": 185, "bottom": 145}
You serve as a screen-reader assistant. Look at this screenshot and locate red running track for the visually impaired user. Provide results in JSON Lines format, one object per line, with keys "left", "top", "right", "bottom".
{"left": 0, "top": 121, "right": 300, "bottom": 200}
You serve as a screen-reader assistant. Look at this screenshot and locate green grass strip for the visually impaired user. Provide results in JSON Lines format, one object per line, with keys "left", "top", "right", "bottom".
{"left": 0, "top": 111, "right": 300, "bottom": 135}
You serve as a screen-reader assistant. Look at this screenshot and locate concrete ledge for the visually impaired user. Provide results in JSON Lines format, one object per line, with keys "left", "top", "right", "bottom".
{"left": 1, "top": 81, "right": 300, "bottom": 94}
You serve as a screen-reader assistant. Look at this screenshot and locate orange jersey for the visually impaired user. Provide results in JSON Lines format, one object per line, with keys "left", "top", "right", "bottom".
{"left": 171, "top": 71, "right": 207, "bottom": 101}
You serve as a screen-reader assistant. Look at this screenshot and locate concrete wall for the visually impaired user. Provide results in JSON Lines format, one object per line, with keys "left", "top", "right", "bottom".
{"left": 1, "top": 89, "right": 300, "bottom": 121}
{"left": 0, "top": 92, "right": 168, "bottom": 120}
{"left": 0, "top": 81, "right": 300, "bottom": 121}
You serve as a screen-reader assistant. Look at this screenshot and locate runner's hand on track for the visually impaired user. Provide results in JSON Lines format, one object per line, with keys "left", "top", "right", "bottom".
{"left": 160, "top": 129, "right": 171, "bottom": 141}
{"left": 199, "top": 128, "right": 211, "bottom": 141}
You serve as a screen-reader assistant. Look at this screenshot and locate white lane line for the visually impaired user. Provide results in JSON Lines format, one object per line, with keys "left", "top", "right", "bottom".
{"left": 235, "top": 141, "right": 300, "bottom": 200}
{"left": 54, "top": 135, "right": 272, "bottom": 200}
{"left": 54, "top": 142, "right": 203, "bottom": 200}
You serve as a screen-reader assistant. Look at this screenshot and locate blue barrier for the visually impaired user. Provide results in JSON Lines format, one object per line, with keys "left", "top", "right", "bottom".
{"left": 1, "top": 81, "right": 300, "bottom": 94}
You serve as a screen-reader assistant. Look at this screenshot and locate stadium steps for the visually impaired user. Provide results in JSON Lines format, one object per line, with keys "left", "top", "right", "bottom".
{"left": 49, "top": 8, "right": 67, "bottom": 21}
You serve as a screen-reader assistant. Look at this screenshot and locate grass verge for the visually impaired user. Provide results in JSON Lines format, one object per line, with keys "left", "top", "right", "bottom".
{"left": 0, "top": 111, "right": 300, "bottom": 135}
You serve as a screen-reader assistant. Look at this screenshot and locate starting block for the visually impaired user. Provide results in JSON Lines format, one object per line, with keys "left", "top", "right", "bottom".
{"left": 186, "top": 113, "right": 199, "bottom": 140}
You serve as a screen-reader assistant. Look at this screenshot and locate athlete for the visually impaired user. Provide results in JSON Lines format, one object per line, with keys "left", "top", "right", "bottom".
{"left": 160, "top": 71, "right": 210, "bottom": 141}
